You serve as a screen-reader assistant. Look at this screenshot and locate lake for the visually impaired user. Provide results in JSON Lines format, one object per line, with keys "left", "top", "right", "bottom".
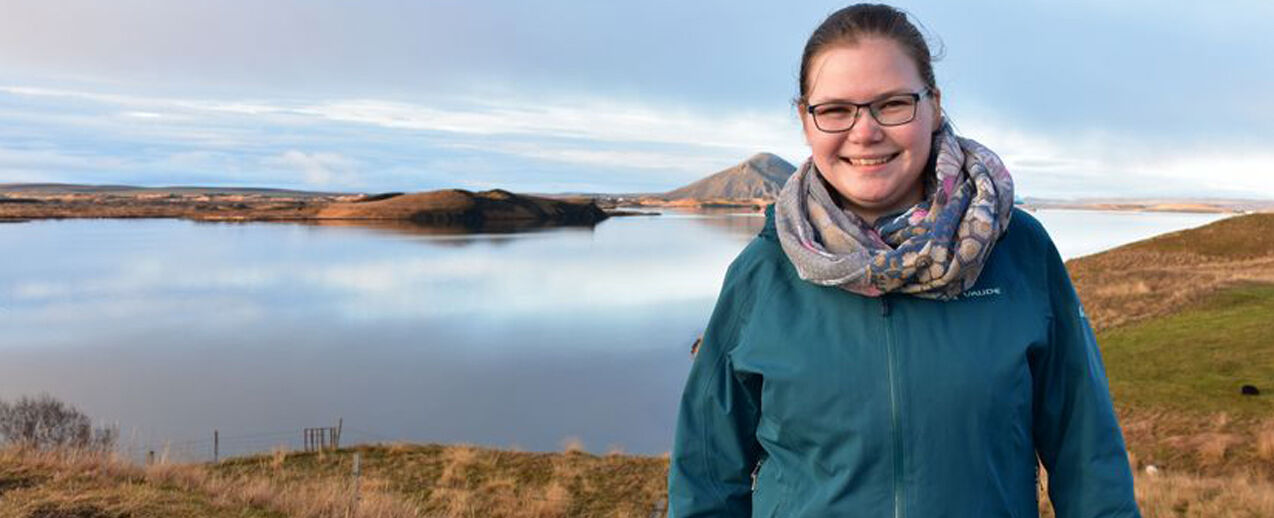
{"left": 0, "top": 209, "right": 1227, "bottom": 459}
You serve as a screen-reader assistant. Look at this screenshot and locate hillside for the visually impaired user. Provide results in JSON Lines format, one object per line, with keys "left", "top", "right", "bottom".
{"left": 662, "top": 152, "right": 795, "bottom": 202}
{"left": 314, "top": 189, "right": 608, "bottom": 228}
{"left": 1066, "top": 213, "right": 1274, "bottom": 332}
{"left": 1058, "top": 213, "right": 1274, "bottom": 488}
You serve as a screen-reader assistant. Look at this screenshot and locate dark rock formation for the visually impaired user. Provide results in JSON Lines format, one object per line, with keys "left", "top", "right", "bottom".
{"left": 315, "top": 189, "right": 609, "bottom": 229}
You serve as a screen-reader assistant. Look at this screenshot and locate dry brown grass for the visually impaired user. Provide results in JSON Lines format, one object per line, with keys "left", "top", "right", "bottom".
{"left": 0, "top": 445, "right": 421, "bottom": 518}
{"left": 1068, "top": 214, "right": 1274, "bottom": 332}
{"left": 1132, "top": 470, "right": 1274, "bottom": 518}
{"left": 1114, "top": 409, "right": 1274, "bottom": 480}
{"left": 205, "top": 442, "right": 668, "bottom": 517}
{"left": 270, "top": 446, "right": 288, "bottom": 471}
{"left": 1037, "top": 460, "right": 1274, "bottom": 517}
{"left": 1257, "top": 419, "right": 1274, "bottom": 464}
{"left": 0, "top": 446, "right": 271, "bottom": 518}
{"left": 7, "top": 442, "right": 1274, "bottom": 517}
{"left": 560, "top": 437, "right": 586, "bottom": 455}
{"left": 145, "top": 452, "right": 423, "bottom": 518}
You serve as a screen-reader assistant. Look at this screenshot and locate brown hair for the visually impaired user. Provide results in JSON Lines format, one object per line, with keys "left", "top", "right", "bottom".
{"left": 796, "top": 4, "right": 941, "bottom": 106}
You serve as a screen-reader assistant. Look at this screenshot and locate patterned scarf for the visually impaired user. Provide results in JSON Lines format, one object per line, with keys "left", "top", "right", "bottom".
{"left": 775, "top": 123, "right": 1014, "bottom": 300}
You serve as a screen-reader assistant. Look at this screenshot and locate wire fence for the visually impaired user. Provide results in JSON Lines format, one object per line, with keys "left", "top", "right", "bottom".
{"left": 120, "top": 421, "right": 401, "bottom": 464}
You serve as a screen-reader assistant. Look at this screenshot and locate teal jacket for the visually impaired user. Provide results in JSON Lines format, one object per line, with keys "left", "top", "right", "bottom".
{"left": 668, "top": 207, "right": 1139, "bottom": 517}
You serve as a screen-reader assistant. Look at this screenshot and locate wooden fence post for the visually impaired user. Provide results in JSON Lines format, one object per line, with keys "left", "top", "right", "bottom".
{"left": 214, "top": 430, "right": 219, "bottom": 463}
{"left": 347, "top": 452, "right": 362, "bottom": 518}
{"left": 336, "top": 418, "right": 343, "bottom": 449}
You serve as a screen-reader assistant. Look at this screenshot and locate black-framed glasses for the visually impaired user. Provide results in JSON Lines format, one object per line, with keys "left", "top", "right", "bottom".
{"left": 806, "top": 90, "right": 930, "bottom": 133}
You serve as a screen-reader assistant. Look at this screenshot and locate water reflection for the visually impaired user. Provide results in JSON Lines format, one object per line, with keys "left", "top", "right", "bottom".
{"left": 298, "top": 217, "right": 604, "bottom": 243}
{"left": 0, "top": 214, "right": 744, "bottom": 456}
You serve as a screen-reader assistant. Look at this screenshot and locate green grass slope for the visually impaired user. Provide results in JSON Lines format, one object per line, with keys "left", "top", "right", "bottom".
{"left": 1102, "top": 283, "right": 1274, "bottom": 418}
{"left": 1098, "top": 283, "right": 1274, "bottom": 479}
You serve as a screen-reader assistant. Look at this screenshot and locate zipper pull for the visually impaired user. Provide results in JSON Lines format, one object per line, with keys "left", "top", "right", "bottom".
{"left": 881, "top": 297, "right": 892, "bottom": 317}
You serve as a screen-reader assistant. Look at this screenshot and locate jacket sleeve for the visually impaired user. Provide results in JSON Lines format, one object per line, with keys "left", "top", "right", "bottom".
{"left": 667, "top": 253, "right": 765, "bottom": 517}
{"left": 1031, "top": 240, "right": 1141, "bottom": 517}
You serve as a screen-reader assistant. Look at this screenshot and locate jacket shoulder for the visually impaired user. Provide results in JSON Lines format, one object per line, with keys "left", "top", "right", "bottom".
{"left": 726, "top": 232, "right": 790, "bottom": 293}
{"left": 1006, "top": 207, "right": 1047, "bottom": 243}
{"left": 715, "top": 204, "right": 791, "bottom": 303}
{"left": 1001, "top": 207, "right": 1059, "bottom": 259}
{"left": 736, "top": 203, "right": 788, "bottom": 274}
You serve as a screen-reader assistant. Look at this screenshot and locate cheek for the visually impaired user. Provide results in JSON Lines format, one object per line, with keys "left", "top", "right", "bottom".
{"left": 900, "top": 127, "right": 932, "bottom": 157}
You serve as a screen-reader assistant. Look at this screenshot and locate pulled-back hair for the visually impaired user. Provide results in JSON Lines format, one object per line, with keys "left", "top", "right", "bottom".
{"left": 797, "top": 4, "right": 940, "bottom": 105}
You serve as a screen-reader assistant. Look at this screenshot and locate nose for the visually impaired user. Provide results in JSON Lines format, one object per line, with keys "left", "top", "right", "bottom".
{"left": 847, "top": 109, "right": 884, "bottom": 145}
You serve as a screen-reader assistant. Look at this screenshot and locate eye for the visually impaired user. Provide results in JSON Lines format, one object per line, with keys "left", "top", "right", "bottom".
{"left": 814, "top": 105, "right": 854, "bottom": 118}
{"left": 878, "top": 98, "right": 913, "bottom": 110}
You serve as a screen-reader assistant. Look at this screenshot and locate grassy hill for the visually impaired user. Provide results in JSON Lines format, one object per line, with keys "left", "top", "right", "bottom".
{"left": 1102, "top": 284, "right": 1274, "bottom": 481}
{"left": 3, "top": 214, "right": 1273, "bottom": 517}
{"left": 1067, "top": 213, "right": 1274, "bottom": 332}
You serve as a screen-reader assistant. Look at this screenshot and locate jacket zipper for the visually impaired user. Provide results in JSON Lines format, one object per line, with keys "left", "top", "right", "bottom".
{"left": 881, "top": 296, "right": 904, "bottom": 518}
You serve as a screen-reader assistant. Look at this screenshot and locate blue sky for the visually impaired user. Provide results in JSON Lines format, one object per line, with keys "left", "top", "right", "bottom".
{"left": 1, "top": 0, "right": 1270, "bottom": 198}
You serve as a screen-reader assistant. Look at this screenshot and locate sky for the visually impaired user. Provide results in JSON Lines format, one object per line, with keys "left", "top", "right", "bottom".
{"left": 0, "top": 0, "right": 1271, "bottom": 199}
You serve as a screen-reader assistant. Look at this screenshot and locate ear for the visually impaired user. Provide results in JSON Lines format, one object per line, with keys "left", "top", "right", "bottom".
{"left": 928, "top": 87, "right": 943, "bottom": 127}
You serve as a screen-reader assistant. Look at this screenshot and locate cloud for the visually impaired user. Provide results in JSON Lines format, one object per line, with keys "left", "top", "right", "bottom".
{"left": 0, "top": 145, "right": 131, "bottom": 173}
{"left": 2, "top": 81, "right": 1271, "bottom": 198}
{"left": 264, "top": 151, "right": 360, "bottom": 187}
{"left": 296, "top": 97, "right": 807, "bottom": 160}
{"left": 1, "top": 85, "right": 801, "bottom": 154}
{"left": 439, "top": 141, "right": 730, "bottom": 174}
{"left": 165, "top": 151, "right": 244, "bottom": 173}
{"left": 954, "top": 114, "right": 1274, "bottom": 199}
{"left": 1, "top": 84, "right": 808, "bottom": 187}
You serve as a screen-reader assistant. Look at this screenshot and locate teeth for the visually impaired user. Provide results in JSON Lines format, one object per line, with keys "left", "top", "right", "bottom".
{"left": 848, "top": 154, "right": 894, "bottom": 166}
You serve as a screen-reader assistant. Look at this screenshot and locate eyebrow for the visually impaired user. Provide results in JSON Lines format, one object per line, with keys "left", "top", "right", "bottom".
{"left": 809, "top": 88, "right": 917, "bottom": 105}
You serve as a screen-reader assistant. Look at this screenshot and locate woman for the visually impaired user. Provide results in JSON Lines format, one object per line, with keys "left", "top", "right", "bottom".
{"left": 667, "top": 4, "right": 1140, "bottom": 517}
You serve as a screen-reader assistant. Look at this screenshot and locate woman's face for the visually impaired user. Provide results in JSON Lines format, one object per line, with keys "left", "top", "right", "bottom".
{"left": 800, "top": 37, "right": 941, "bottom": 223}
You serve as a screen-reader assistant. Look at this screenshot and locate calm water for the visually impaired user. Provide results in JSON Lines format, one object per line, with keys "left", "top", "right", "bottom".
{"left": 0, "top": 209, "right": 1226, "bottom": 458}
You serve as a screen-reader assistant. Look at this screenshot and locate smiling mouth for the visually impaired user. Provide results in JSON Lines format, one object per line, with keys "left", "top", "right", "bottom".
{"left": 842, "top": 152, "right": 900, "bottom": 166}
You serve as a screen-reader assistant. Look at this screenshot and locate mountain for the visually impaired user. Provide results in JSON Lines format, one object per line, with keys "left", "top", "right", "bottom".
{"left": 663, "top": 153, "right": 796, "bottom": 201}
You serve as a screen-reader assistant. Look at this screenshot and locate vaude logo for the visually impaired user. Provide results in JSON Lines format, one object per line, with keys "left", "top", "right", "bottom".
{"left": 961, "top": 287, "right": 1002, "bottom": 298}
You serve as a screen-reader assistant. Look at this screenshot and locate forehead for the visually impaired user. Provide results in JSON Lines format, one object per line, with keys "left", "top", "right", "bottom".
{"left": 806, "top": 37, "right": 925, "bottom": 103}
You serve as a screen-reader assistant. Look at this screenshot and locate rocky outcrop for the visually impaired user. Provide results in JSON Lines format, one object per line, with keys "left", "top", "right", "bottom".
{"left": 315, "top": 189, "right": 609, "bottom": 228}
